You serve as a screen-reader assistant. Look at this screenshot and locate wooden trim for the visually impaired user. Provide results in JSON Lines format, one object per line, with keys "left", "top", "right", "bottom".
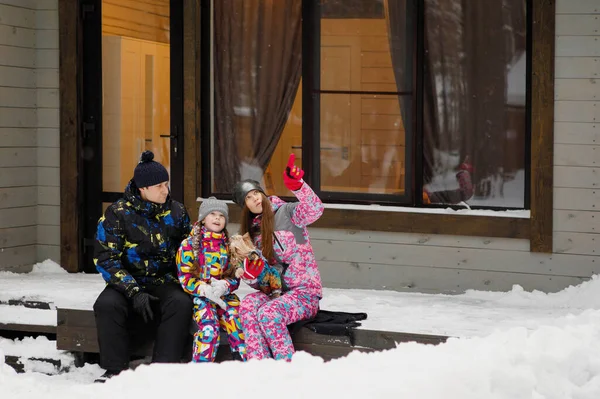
{"left": 59, "top": 0, "right": 81, "bottom": 273}
{"left": 183, "top": 0, "right": 200, "bottom": 215}
{"left": 0, "top": 323, "right": 57, "bottom": 335}
{"left": 227, "top": 204, "right": 530, "bottom": 239}
{"left": 530, "top": 0, "right": 555, "bottom": 253}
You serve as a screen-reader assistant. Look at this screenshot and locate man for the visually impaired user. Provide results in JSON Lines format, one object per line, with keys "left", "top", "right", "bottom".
{"left": 93, "top": 151, "right": 192, "bottom": 382}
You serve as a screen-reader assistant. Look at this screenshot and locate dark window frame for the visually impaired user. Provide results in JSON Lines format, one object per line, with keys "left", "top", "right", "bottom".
{"left": 303, "top": 0, "right": 532, "bottom": 212}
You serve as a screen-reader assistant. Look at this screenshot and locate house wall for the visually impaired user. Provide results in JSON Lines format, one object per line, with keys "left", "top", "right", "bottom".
{"left": 0, "top": 0, "right": 60, "bottom": 272}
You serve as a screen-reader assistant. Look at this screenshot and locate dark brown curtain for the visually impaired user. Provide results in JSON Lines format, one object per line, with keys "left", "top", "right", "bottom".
{"left": 214, "top": 0, "right": 302, "bottom": 192}
{"left": 384, "top": 0, "right": 412, "bottom": 130}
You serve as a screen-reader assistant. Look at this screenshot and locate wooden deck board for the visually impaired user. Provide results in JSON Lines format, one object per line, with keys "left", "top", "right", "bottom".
{"left": 56, "top": 308, "right": 450, "bottom": 359}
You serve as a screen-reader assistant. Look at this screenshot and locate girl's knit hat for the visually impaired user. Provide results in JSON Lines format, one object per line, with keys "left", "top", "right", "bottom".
{"left": 198, "top": 196, "right": 229, "bottom": 224}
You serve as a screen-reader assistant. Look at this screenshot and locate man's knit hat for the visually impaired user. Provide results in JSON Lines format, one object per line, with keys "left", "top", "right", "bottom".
{"left": 198, "top": 196, "right": 229, "bottom": 225}
{"left": 232, "top": 179, "right": 266, "bottom": 208}
{"left": 133, "top": 151, "right": 169, "bottom": 188}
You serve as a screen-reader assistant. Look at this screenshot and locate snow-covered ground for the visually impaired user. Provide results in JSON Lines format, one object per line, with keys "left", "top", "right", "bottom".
{"left": 2, "top": 260, "right": 600, "bottom": 398}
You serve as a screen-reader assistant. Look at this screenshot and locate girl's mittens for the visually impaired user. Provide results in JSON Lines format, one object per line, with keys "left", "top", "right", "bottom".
{"left": 198, "top": 284, "right": 227, "bottom": 310}
{"left": 210, "top": 278, "right": 230, "bottom": 298}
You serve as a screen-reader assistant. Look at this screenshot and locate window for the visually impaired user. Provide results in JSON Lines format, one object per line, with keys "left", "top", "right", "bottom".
{"left": 207, "top": 0, "right": 529, "bottom": 210}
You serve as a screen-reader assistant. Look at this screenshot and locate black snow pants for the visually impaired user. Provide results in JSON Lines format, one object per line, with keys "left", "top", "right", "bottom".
{"left": 93, "top": 283, "right": 193, "bottom": 371}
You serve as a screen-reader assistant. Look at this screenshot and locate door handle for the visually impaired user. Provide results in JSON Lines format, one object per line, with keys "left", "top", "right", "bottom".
{"left": 160, "top": 126, "right": 179, "bottom": 157}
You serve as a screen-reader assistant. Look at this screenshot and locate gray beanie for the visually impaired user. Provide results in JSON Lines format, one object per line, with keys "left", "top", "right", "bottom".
{"left": 198, "top": 196, "right": 229, "bottom": 224}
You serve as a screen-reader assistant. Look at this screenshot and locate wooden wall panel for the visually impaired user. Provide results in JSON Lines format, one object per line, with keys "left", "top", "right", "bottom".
{"left": 555, "top": 57, "right": 600, "bottom": 78}
{"left": 0, "top": 226, "right": 36, "bottom": 248}
{"left": 0, "top": 167, "right": 36, "bottom": 187}
{"left": 555, "top": 144, "right": 600, "bottom": 167}
{"left": 555, "top": 78, "right": 600, "bottom": 101}
{"left": 554, "top": 209, "right": 600, "bottom": 233}
{"left": 554, "top": 166, "right": 600, "bottom": 188}
{"left": 102, "top": 0, "right": 169, "bottom": 44}
{"left": 59, "top": 0, "right": 80, "bottom": 272}
{"left": 0, "top": 128, "right": 36, "bottom": 147}
{"left": 530, "top": 0, "right": 555, "bottom": 253}
{"left": 555, "top": 101, "right": 599, "bottom": 122}
{"left": 183, "top": 0, "right": 200, "bottom": 215}
{"left": 556, "top": 36, "right": 600, "bottom": 57}
{"left": 554, "top": 122, "right": 600, "bottom": 144}
{"left": 555, "top": 187, "right": 600, "bottom": 211}
{"left": 0, "top": 187, "right": 37, "bottom": 209}
{"left": 0, "top": 65, "right": 36, "bottom": 88}
{"left": 556, "top": 0, "right": 600, "bottom": 14}
{"left": 318, "top": 259, "right": 586, "bottom": 293}
{"left": 556, "top": 14, "right": 600, "bottom": 35}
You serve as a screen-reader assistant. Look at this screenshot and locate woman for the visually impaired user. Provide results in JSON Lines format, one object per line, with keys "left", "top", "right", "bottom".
{"left": 233, "top": 154, "right": 324, "bottom": 360}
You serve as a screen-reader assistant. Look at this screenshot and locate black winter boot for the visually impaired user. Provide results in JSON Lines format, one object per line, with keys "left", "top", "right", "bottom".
{"left": 94, "top": 369, "right": 122, "bottom": 383}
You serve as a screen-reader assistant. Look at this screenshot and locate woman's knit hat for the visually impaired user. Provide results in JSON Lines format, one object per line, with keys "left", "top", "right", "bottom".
{"left": 232, "top": 179, "right": 266, "bottom": 208}
{"left": 198, "top": 196, "right": 229, "bottom": 224}
{"left": 133, "top": 151, "right": 169, "bottom": 188}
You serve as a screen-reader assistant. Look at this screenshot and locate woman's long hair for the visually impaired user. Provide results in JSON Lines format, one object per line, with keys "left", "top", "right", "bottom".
{"left": 240, "top": 193, "right": 275, "bottom": 263}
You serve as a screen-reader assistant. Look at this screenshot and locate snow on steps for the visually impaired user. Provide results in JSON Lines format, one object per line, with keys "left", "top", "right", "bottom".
{"left": 0, "top": 336, "right": 74, "bottom": 375}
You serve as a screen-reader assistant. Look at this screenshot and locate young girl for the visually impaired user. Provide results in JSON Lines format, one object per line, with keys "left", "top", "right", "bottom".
{"left": 232, "top": 154, "right": 324, "bottom": 361}
{"left": 176, "top": 197, "right": 246, "bottom": 362}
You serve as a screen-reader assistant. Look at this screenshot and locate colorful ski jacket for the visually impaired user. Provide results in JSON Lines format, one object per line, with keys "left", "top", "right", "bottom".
{"left": 94, "top": 180, "right": 191, "bottom": 298}
{"left": 176, "top": 224, "right": 240, "bottom": 296}
{"left": 249, "top": 183, "right": 324, "bottom": 298}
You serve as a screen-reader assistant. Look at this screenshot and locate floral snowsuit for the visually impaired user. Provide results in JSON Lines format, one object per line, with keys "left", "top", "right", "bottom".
{"left": 176, "top": 225, "right": 246, "bottom": 362}
{"left": 240, "top": 183, "right": 324, "bottom": 361}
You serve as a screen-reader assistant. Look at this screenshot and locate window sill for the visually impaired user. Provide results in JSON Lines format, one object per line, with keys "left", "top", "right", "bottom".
{"left": 209, "top": 198, "right": 530, "bottom": 240}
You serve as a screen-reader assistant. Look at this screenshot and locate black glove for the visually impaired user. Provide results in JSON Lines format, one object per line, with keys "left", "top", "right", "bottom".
{"left": 132, "top": 292, "right": 159, "bottom": 323}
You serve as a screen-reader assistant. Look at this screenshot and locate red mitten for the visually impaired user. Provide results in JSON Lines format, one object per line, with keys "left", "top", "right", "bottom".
{"left": 283, "top": 153, "right": 304, "bottom": 191}
{"left": 456, "top": 156, "right": 474, "bottom": 200}
{"left": 457, "top": 156, "right": 474, "bottom": 174}
{"left": 242, "top": 254, "right": 265, "bottom": 280}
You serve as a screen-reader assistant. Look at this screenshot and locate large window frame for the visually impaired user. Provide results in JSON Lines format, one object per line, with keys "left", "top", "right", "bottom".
{"left": 302, "top": 0, "right": 532, "bottom": 211}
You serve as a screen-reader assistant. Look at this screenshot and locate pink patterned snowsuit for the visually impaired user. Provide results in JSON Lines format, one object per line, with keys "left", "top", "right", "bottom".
{"left": 239, "top": 183, "right": 323, "bottom": 360}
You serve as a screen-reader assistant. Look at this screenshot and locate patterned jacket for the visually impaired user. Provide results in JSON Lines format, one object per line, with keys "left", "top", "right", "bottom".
{"left": 249, "top": 183, "right": 324, "bottom": 298}
{"left": 176, "top": 224, "right": 240, "bottom": 296}
{"left": 94, "top": 180, "right": 191, "bottom": 298}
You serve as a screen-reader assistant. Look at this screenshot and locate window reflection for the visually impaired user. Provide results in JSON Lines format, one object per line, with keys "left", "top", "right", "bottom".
{"left": 423, "top": 0, "right": 527, "bottom": 208}
{"left": 318, "top": 0, "right": 412, "bottom": 195}
{"left": 101, "top": 0, "right": 170, "bottom": 193}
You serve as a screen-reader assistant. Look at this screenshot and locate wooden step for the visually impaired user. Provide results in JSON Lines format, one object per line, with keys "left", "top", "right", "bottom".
{"left": 57, "top": 308, "right": 449, "bottom": 361}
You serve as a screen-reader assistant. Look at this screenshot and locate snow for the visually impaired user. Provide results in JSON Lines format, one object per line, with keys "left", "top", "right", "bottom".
{"left": 2, "top": 260, "right": 600, "bottom": 397}
{"left": 427, "top": 166, "right": 526, "bottom": 209}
